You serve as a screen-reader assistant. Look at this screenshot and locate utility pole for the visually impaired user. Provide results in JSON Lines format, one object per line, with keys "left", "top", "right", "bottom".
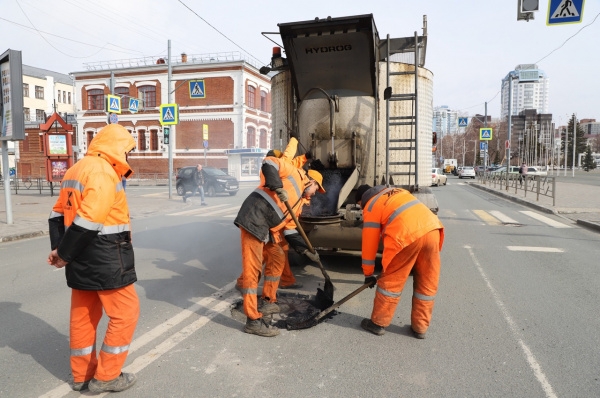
{"left": 572, "top": 113, "right": 577, "bottom": 177}
{"left": 564, "top": 118, "right": 568, "bottom": 177}
{"left": 506, "top": 74, "right": 513, "bottom": 190}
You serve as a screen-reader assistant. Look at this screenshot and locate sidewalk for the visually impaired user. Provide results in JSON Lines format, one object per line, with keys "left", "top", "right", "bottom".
{"left": 469, "top": 178, "right": 600, "bottom": 233}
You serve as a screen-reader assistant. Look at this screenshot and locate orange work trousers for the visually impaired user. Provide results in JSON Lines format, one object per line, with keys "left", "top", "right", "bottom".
{"left": 70, "top": 284, "right": 139, "bottom": 383}
{"left": 370, "top": 229, "right": 441, "bottom": 333}
{"left": 237, "top": 241, "right": 295, "bottom": 288}
{"left": 239, "top": 229, "right": 285, "bottom": 320}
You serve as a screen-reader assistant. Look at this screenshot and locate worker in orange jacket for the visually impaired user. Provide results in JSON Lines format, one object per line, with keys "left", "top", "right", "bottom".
{"left": 235, "top": 138, "right": 312, "bottom": 290}
{"left": 234, "top": 154, "right": 324, "bottom": 337}
{"left": 356, "top": 184, "right": 444, "bottom": 339}
{"left": 47, "top": 124, "right": 139, "bottom": 392}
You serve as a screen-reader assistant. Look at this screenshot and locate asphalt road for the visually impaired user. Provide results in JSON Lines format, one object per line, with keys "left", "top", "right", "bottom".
{"left": 1, "top": 182, "right": 599, "bottom": 397}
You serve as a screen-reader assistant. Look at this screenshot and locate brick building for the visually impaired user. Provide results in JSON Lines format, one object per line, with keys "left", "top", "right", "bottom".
{"left": 71, "top": 52, "right": 272, "bottom": 181}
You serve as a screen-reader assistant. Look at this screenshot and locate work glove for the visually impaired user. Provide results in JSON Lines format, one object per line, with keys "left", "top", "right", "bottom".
{"left": 364, "top": 275, "right": 377, "bottom": 288}
{"left": 275, "top": 188, "right": 288, "bottom": 202}
{"left": 303, "top": 249, "right": 320, "bottom": 263}
{"left": 304, "top": 151, "right": 313, "bottom": 160}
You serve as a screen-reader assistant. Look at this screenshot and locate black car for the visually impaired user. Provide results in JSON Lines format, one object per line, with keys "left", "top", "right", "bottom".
{"left": 176, "top": 166, "right": 239, "bottom": 197}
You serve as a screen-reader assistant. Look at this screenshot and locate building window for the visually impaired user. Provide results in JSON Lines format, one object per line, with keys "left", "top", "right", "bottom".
{"left": 68, "top": 92, "right": 71, "bottom": 104}
{"left": 259, "top": 129, "right": 267, "bottom": 148}
{"left": 23, "top": 108, "right": 30, "bottom": 121}
{"left": 36, "top": 109, "right": 45, "bottom": 121}
{"left": 150, "top": 129, "right": 158, "bottom": 151}
{"left": 138, "top": 85, "right": 156, "bottom": 108}
{"left": 246, "top": 126, "right": 256, "bottom": 147}
{"left": 35, "top": 86, "right": 44, "bottom": 99}
{"left": 57, "top": 90, "right": 62, "bottom": 103}
{"left": 63, "top": 91, "right": 66, "bottom": 103}
{"left": 247, "top": 85, "right": 255, "bottom": 108}
{"left": 23, "top": 83, "right": 29, "bottom": 97}
{"left": 114, "top": 87, "right": 129, "bottom": 107}
{"left": 241, "top": 156, "right": 260, "bottom": 177}
{"left": 138, "top": 130, "right": 147, "bottom": 151}
{"left": 87, "top": 89, "right": 104, "bottom": 110}
{"left": 86, "top": 131, "right": 94, "bottom": 147}
{"left": 260, "top": 90, "right": 267, "bottom": 112}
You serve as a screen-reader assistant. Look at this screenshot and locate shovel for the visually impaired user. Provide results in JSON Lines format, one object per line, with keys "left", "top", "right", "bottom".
{"left": 283, "top": 200, "right": 335, "bottom": 307}
{"left": 286, "top": 279, "right": 376, "bottom": 330}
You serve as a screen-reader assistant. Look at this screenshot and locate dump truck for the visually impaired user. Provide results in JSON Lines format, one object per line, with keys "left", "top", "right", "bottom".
{"left": 264, "top": 14, "right": 437, "bottom": 251}
{"left": 443, "top": 159, "right": 457, "bottom": 174}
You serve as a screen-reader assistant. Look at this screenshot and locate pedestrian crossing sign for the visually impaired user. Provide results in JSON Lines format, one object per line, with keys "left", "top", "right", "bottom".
{"left": 106, "top": 95, "right": 121, "bottom": 114}
{"left": 458, "top": 117, "right": 469, "bottom": 127}
{"left": 189, "top": 80, "right": 206, "bottom": 99}
{"left": 160, "top": 103, "right": 178, "bottom": 125}
{"left": 547, "top": 0, "right": 584, "bottom": 25}
{"left": 128, "top": 98, "right": 139, "bottom": 113}
{"left": 480, "top": 128, "right": 493, "bottom": 140}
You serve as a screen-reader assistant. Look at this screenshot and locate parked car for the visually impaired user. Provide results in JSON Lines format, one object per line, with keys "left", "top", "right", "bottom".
{"left": 526, "top": 166, "right": 547, "bottom": 176}
{"left": 431, "top": 168, "right": 447, "bottom": 186}
{"left": 458, "top": 166, "right": 476, "bottom": 179}
{"left": 474, "top": 165, "right": 485, "bottom": 173}
{"left": 176, "top": 166, "right": 239, "bottom": 197}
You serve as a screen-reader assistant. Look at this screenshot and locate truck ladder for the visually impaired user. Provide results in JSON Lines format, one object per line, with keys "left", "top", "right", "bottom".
{"left": 383, "top": 21, "right": 426, "bottom": 191}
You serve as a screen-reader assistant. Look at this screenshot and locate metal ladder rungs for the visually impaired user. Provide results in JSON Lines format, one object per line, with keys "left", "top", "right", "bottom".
{"left": 390, "top": 116, "right": 415, "bottom": 120}
{"left": 390, "top": 121, "right": 416, "bottom": 126}
{"left": 389, "top": 138, "right": 415, "bottom": 143}
{"left": 389, "top": 147, "right": 415, "bottom": 151}
{"left": 390, "top": 162, "right": 416, "bottom": 166}
{"left": 389, "top": 71, "right": 416, "bottom": 76}
{"left": 390, "top": 172, "right": 416, "bottom": 176}
{"left": 389, "top": 94, "right": 416, "bottom": 101}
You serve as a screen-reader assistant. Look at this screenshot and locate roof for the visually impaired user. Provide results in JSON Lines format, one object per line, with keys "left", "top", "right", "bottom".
{"left": 22, "top": 65, "right": 72, "bottom": 85}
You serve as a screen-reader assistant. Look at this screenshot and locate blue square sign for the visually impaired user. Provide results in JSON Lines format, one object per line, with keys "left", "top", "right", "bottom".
{"left": 547, "top": 0, "right": 584, "bottom": 25}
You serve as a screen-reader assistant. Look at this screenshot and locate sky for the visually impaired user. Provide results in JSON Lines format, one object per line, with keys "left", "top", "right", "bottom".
{"left": 1, "top": 0, "right": 598, "bottom": 126}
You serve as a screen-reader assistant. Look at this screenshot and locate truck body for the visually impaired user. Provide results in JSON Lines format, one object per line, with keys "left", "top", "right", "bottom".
{"left": 267, "top": 14, "right": 437, "bottom": 251}
{"left": 443, "top": 159, "right": 457, "bottom": 174}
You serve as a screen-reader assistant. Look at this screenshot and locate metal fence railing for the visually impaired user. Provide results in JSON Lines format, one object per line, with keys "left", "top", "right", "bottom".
{"left": 476, "top": 172, "right": 556, "bottom": 206}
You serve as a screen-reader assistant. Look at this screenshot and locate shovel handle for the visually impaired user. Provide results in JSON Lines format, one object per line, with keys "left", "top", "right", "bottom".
{"left": 315, "top": 280, "right": 376, "bottom": 321}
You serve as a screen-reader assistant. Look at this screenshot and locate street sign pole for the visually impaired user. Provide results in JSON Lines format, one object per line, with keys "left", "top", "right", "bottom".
{"left": 167, "top": 40, "right": 173, "bottom": 199}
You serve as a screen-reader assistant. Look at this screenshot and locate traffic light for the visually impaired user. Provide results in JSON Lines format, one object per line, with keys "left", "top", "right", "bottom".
{"left": 163, "top": 127, "right": 170, "bottom": 145}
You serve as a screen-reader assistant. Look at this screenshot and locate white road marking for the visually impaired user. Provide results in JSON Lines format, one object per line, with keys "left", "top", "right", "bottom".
{"left": 507, "top": 246, "right": 564, "bottom": 252}
{"left": 473, "top": 210, "right": 501, "bottom": 225}
{"left": 465, "top": 245, "right": 557, "bottom": 398}
{"left": 168, "top": 204, "right": 228, "bottom": 216}
{"left": 488, "top": 210, "right": 519, "bottom": 224}
{"left": 520, "top": 211, "right": 572, "bottom": 228}
{"left": 194, "top": 206, "right": 241, "bottom": 217}
{"left": 40, "top": 281, "right": 238, "bottom": 398}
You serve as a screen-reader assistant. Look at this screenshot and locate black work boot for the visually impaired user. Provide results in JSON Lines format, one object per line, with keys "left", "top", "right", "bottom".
{"left": 244, "top": 317, "right": 280, "bottom": 337}
{"left": 411, "top": 327, "right": 426, "bottom": 339}
{"left": 361, "top": 318, "right": 386, "bottom": 336}
{"left": 71, "top": 380, "right": 90, "bottom": 391}
{"left": 88, "top": 373, "right": 137, "bottom": 393}
{"left": 258, "top": 297, "right": 280, "bottom": 315}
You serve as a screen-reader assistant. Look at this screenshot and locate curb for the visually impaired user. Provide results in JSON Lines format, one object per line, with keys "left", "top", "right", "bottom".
{"left": 576, "top": 219, "right": 600, "bottom": 233}
{"left": 0, "top": 230, "right": 48, "bottom": 243}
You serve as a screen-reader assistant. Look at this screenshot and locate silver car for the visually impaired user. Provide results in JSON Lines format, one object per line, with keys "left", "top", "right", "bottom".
{"left": 459, "top": 166, "right": 476, "bottom": 179}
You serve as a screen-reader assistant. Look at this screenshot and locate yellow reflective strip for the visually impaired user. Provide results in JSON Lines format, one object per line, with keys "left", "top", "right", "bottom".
{"left": 73, "top": 215, "right": 103, "bottom": 231}
{"left": 101, "top": 342, "right": 130, "bottom": 354}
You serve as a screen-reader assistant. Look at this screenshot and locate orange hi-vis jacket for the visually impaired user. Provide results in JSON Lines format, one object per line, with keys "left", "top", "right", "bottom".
{"left": 234, "top": 155, "right": 310, "bottom": 244}
{"left": 361, "top": 186, "right": 444, "bottom": 276}
{"left": 48, "top": 124, "right": 137, "bottom": 290}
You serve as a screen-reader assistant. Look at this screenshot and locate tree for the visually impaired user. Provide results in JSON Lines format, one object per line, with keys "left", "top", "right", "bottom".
{"left": 582, "top": 146, "right": 597, "bottom": 172}
{"left": 560, "top": 115, "right": 587, "bottom": 168}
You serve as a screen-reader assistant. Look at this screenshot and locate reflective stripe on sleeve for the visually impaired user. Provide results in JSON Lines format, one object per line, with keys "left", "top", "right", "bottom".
{"left": 285, "top": 175, "right": 302, "bottom": 198}
{"left": 49, "top": 210, "right": 64, "bottom": 219}
{"left": 253, "top": 189, "right": 285, "bottom": 218}
{"left": 263, "top": 159, "right": 280, "bottom": 170}
{"left": 283, "top": 229, "right": 297, "bottom": 236}
{"left": 264, "top": 275, "right": 280, "bottom": 282}
{"left": 362, "top": 259, "right": 376, "bottom": 265}
{"left": 71, "top": 345, "right": 95, "bottom": 357}
{"left": 377, "top": 286, "right": 402, "bottom": 298}
{"left": 101, "top": 342, "right": 130, "bottom": 355}
{"left": 98, "top": 224, "right": 131, "bottom": 235}
{"left": 73, "top": 215, "right": 103, "bottom": 231}
{"left": 61, "top": 179, "right": 85, "bottom": 193}
{"left": 363, "top": 222, "right": 381, "bottom": 229}
{"left": 413, "top": 291, "right": 436, "bottom": 301}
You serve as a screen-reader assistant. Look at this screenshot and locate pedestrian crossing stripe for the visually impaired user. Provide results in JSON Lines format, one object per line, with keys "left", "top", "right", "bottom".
{"left": 106, "top": 94, "right": 121, "bottom": 114}
{"left": 547, "top": 0, "right": 584, "bottom": 25}
{"left": 159, "top": 103, "right": 178, "bottom": 125}
{"left": 189, "top": 80, "right": 206, "bottom": 99}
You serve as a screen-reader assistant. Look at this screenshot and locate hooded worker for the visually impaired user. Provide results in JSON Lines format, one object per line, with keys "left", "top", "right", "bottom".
{"left": 47, "top": 124, "right": 139, "bottom": 393}
{"left": 355, "top": 184, "right": 444, "bottom": 339}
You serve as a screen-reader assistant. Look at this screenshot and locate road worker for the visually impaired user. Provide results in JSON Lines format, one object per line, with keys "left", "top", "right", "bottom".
{"left": 355, "top": 184, "right": 444, "bottom": 339}
{"left": 234, "top": 153, "right": 324, "bottom": 337}
{"left": 47, "top": 124, "right": 139, "bottom": 392}
{"left": 235, "top": 138, "right": 312, "bottom": 290}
